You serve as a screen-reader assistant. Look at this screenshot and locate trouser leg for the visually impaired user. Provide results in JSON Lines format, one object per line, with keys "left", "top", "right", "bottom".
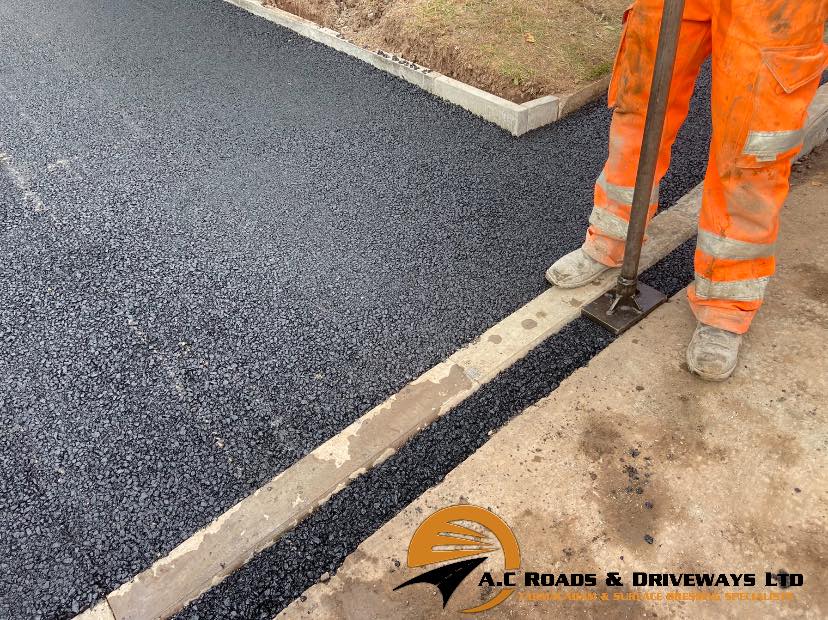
{"left": 584, "top": 0, "right": 712, "bottom": 267}
{"left": 687, "top": 0, "right": 828, "bottom": 333}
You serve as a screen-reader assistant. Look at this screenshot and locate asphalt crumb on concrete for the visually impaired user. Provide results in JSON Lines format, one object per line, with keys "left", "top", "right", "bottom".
{"left": 178, "top": 242, "right": 696, "bottom": 619}
{"left": 0, "top": 0, "right": 709, "bottom": 617}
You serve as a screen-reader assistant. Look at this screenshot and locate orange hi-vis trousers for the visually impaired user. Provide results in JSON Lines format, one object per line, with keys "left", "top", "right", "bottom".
{"left": 583, "top": 0, "right": 827, "bottom": 333}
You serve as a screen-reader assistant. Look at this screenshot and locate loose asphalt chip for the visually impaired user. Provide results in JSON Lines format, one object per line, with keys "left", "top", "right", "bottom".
{"left": 0, "top": 0, "right": 710, "bottom": 617}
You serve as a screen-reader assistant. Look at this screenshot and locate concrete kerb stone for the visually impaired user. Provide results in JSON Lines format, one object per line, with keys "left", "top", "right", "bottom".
{"left": 430, "top": 74, "right": 529, "bottom": 135}
{"left": 524, "top": 95, "right": 561, "bottom": 133}
{"left": 76, "top": 84, "right": 828, "bottom": 620}
{"left": 557, "top": 74, "right": 612, "bottom": 119}
{"left": 75, "top": 601, "right": 116, "bottom": 620}
{"left": 221, "top": 0, "right": 587, "bottom": 136}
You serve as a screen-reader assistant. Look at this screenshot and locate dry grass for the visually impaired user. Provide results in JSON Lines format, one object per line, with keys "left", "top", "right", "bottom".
{"left": 265, "top": 0, "right": 628, "bottom": 103}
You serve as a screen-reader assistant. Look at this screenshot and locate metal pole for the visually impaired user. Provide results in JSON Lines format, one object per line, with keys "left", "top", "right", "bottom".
{"left": 612, "top": 0, "right": 686, "bottom": 304}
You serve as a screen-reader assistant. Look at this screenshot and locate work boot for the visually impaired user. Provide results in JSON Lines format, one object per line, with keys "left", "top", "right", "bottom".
{"left": 686, "top": 322, "right": 742, "bottom": 381}
{"left": 545, "top": 248, "right": 611, "bottom": 288}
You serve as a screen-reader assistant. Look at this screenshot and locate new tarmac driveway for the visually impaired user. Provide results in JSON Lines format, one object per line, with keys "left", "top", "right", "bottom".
{"left": 0, "top": 0, "right": 711, "bottom": 617}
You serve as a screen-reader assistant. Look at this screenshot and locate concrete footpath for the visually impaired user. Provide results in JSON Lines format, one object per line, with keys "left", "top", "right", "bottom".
{"left": 280, "top": 147, "right": 828, "bottom": 620}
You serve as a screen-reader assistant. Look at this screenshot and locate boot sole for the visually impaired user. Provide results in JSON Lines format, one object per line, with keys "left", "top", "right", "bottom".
{"left": 686, "top": 354, "right": 736, "bottom": 382}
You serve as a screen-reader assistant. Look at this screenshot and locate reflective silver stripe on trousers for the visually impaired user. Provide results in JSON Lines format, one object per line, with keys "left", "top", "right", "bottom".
{"left": 694, "top": 275, "right": 770, "bottom": 301}
{"left": 597, "top": 171, "right": 660, "bottom": 205}
{"left": 696, "top": 230, "right": 776, "bottom": 260}
{"left": 589, "top": 207, "right": 628, "bottom": 240}
{"left": 741, "top": 129, "right": 803, "bottom": 162}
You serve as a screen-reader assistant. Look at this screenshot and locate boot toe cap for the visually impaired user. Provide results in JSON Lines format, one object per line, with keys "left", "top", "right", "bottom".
{"left": 545, "top": 249, "right": 610, "bottom": 288}
{"left": 686, "top": 324, "right": 742, "bottom": 381}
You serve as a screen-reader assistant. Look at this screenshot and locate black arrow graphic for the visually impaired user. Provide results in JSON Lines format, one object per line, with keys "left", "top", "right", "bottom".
{"left": 393, "top": 557, "right": 488, "bottom": 607}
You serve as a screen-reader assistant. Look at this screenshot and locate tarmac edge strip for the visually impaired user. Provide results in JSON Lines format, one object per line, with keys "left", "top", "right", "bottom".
{"left": 80, "top": 85, "right": 828, "bottom": 619}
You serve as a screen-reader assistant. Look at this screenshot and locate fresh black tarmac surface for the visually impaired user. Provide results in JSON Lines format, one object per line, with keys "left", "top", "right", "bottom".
{"left": 0, "top": 0, "right": 710, "bottom": 617}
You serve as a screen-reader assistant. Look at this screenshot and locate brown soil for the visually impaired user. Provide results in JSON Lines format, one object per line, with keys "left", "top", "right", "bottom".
{"left": 264, "top": 0, "right": 628, "bottom": 103}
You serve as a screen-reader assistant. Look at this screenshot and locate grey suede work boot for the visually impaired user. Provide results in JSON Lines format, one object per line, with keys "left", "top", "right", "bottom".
{"left": 545, "top": 248, "right": 612, "bottom": 288}
{"left": 686, "top": 323, "right": 743, "bottom": 381}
